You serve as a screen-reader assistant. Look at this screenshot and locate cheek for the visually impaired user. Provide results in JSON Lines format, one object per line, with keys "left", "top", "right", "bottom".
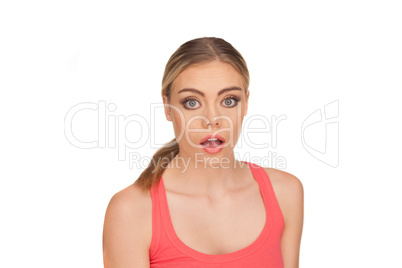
{"left": 171, "top": 109, "right": 199, "bottom": 138}
{"left": 226, "top": 108, "right": 243, "bottom": 126}
{"left": 171, "top": 109, "right": 183, "bottom": 130}
{"left": 228, "top": 109, "right": 245, "bottom": 137}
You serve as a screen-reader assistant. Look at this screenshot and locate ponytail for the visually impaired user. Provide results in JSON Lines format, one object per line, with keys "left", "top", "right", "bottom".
{"left": 134, "top": 138, "right": 179, "bottom": 192}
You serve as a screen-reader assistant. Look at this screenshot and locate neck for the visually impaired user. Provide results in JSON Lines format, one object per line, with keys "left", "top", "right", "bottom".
{"left": 165, "top": 151, "right": 249, "bottom": 196}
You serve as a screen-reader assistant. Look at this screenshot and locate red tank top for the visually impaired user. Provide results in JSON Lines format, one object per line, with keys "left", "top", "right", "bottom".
{"left": 149, "top": 161, "right": 284, "bottom": 267}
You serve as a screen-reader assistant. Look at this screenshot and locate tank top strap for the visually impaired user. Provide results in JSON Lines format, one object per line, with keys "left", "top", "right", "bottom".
{"left": 149, "top": 161, "right": 284, "bottom": 265}
{"left": 149, "top": 180, "right": 162, "bottom": 258}
{"left": 243, "top": 161, "right": 284, "bottom": 226}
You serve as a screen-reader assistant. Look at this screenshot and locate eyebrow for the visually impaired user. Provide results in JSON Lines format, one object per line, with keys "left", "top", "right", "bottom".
{"left": 178, "top": 86, "right": 242, "bottom": 97}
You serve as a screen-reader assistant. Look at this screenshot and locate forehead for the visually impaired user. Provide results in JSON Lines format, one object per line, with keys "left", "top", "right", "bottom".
{"left": 171, "top": 61, "right": 244, "bottom": 95}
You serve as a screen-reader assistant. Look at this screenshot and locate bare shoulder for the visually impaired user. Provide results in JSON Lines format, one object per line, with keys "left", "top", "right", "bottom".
{"left": 263, "top": 167, "right": 303, "bottom": 194}
{"left": 106, "top": 182, "right": 152, "bottom": 218}
{"left": 103, "top": 183, "right": 152, "bottom": 268}
{"left": 263, "top": 167, "right": 304, "bottom": 223}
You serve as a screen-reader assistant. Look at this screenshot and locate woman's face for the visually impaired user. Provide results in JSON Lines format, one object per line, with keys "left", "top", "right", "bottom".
{"left": 163, "top": 60, "right": 249, "bottom": 160}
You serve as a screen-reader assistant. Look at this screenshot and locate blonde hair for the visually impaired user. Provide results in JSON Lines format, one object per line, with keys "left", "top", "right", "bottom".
{"left": 134, "top": 37, "right": 250, "bottom": 192}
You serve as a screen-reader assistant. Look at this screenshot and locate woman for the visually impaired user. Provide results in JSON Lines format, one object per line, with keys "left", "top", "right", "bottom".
{"left": 103, "top": 37, "right": 303, "bottom": 267}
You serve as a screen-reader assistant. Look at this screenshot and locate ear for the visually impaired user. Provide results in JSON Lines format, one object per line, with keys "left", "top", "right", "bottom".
{"left": 162, "top": 95, "right": 172, "bottom": 121}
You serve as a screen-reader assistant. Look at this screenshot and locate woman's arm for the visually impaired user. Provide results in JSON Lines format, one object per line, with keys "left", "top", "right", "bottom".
{"left": 103, "top": 184, "right": 152, "bottom": 268}
{"left": 266, "top": 168, "right": 304, "bottom": 268}
{"left": 279, "top": 173, "right": 304, "bottom": 268}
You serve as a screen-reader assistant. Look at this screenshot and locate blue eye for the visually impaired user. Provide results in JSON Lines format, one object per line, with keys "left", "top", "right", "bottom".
{"left": 182, "top": 98, "right": 200, "bottom": 109}
{"left": 224, "top": 98, "right": 235, "bottom": 106}
{"left": 222, "top": 95, "right": 240, "bottom": 107}
{"left": 188, "top": 100, "right": 197, "bottom": 107}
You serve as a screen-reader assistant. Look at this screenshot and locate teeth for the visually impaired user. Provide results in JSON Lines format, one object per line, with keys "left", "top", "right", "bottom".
{"left": 208, "top": 138, "right": 218, "bottom": 141}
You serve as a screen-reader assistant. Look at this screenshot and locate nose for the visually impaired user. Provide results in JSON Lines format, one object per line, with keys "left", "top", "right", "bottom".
{"left": 205, "top": 121, "right": 219, "bottom": 128}
{"left": 202, "top": 108, "right": 222, "bottom": 129}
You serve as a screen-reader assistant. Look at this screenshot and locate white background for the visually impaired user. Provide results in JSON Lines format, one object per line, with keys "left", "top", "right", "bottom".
{"left": 1, "top": 0, "right": 401, "bottom": 267}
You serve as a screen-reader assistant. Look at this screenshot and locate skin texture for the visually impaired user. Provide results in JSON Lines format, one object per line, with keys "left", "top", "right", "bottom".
{"left": 102, "top": 60, "right": 303, "bottom": 268}
{"left": 163, "top": 60, "right": 249, "bottom": 174}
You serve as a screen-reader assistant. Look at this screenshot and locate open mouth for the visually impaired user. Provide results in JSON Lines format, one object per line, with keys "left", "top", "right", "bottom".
{"left": 199, "top": 135, "right": 225, "bottom": 148}
{"left": 201, "top": 138, "right": 223, "bottom": 148}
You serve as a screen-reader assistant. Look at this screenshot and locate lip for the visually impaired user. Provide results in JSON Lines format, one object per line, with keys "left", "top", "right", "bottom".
{"left": 199, "top": 134, "right": 226, "bottom": 145}
{"left": 199, "top": 134, "right": 226, "bottom": 154}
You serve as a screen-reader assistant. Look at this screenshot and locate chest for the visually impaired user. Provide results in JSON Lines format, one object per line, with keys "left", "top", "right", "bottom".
{"left": 164, "top": 183, "right": 267, "bottom": 255}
